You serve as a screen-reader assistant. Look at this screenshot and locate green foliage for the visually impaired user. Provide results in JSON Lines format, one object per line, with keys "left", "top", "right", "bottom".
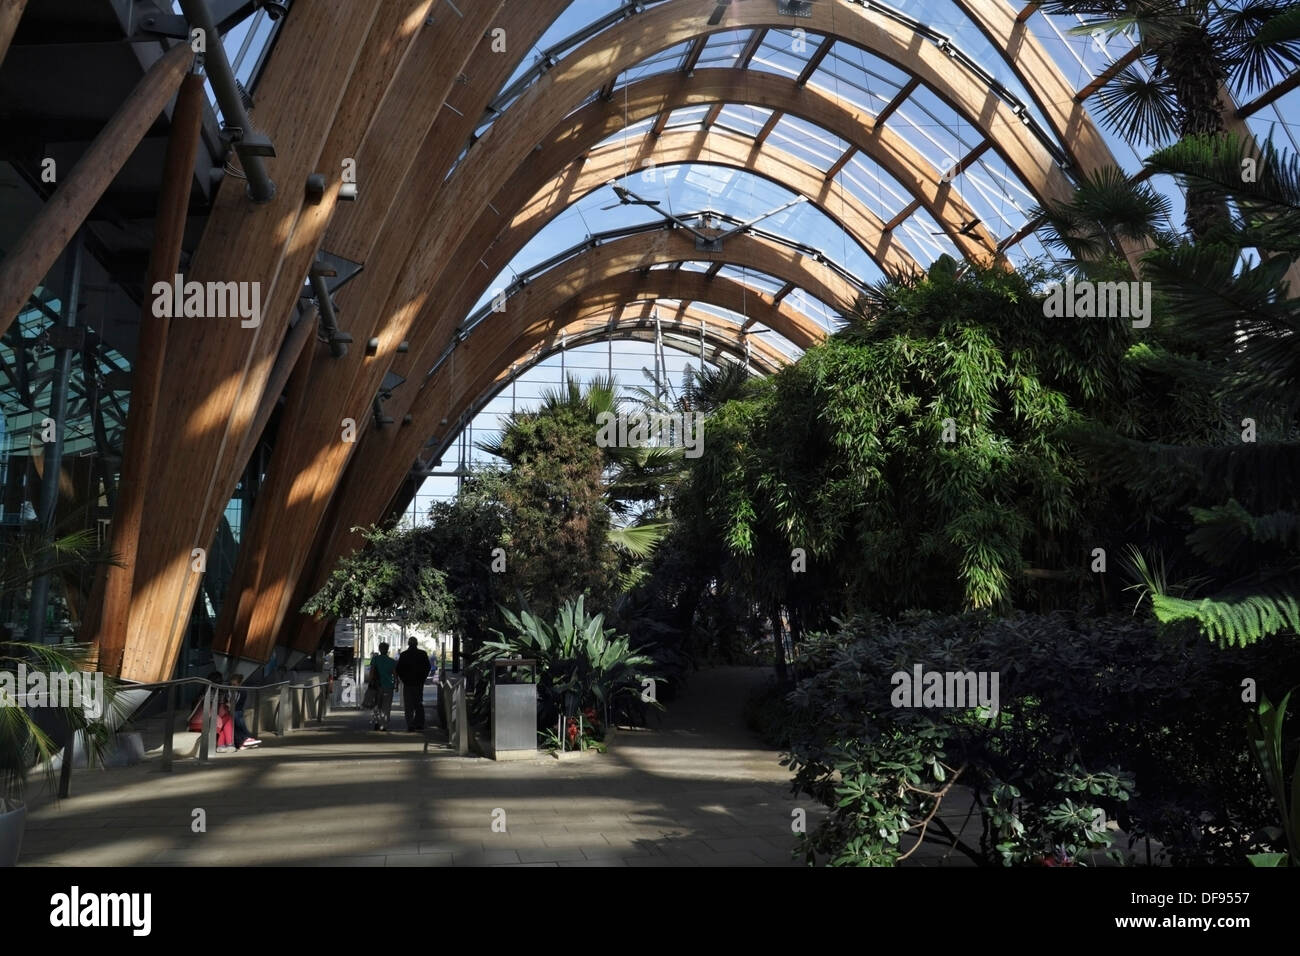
{"left": 1246, "top": 688, "right": 1300, "bottom": 865}
{"left": 1150, "top": 587, "right": 1300, "bottom": 647}
{"left": 472, "top": 596, "right": 660, "bottom": 733}
{"left": 1044, "top": 131, "right": 1300, "bottom": 645}
{"left": 302, "top": 523, "right": 458, "bottom": 631}
{"left": 680, "top": 260, "right": 1126, "bottom": 619}
{"left": 1, "top": 531, "right": 127, "bottom": 800}
{"left": 784, "top": 611, "right": 1300, "bottom": 866}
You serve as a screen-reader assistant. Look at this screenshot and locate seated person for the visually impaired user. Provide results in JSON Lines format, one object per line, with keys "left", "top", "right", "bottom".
{"left": 227, "top": 673, "right": 261, "bottom": 750}
{"left": 187, "top": 671, "right": 235, "bottom": 751}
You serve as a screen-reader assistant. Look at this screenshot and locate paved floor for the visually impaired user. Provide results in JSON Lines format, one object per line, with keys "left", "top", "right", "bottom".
{"left": 20, "top": 666, "right": 822, "bottom": 867}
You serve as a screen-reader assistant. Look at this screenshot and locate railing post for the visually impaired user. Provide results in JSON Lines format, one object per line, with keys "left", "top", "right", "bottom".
{"left": 277, "top": 684, "right": 289, "bottom": 736}
{"left": 161, "top": 683, "right": 176, "bottom": 772}
{"left": 448, "top": 677, "right": 467, "bottom": 756}
{"left": 199, "top": 686, "right": 213, "bottom": 761}
{"left": 58, "top": 726, "right": 75, "bottom": 799}
{"left": 251, "top": 687, "right": 261, "bottom": 738}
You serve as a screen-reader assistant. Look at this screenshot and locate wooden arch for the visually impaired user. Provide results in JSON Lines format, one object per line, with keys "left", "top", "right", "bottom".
{"left": 270, "top": 0, "right": 1121, "bottom": 659}
{"left": 285, "top": 258, "right": 831, "bottom": 656}
{"left": 115, "top": 0, "right": 1139, "bottom": 675}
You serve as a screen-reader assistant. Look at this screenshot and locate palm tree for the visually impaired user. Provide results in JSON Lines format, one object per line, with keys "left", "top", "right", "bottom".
{"left": 1075, "top": 132, "right": 1300, "bottom": 644}
{"left": 1040, "top": 0, "right": 1300, "bottom": 238}
{"left": 478, "top": 374, "right": 679, "bottom": 559}
{"left": 2, "top": 529, "right": 124, "bottom": 801}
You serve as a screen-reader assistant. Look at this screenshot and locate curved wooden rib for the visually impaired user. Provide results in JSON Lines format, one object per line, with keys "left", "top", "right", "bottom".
{"left": 388, "top": 0, "right": 1072, "bottom": 357}
{"left": 212, "top": 0, "right": 514, "bottom": 668}
{"left": 401, "top": 66, "right": 999, "bottom": 391}
{"left": 113, "top": 0, "right": 397, "bottom": 682}
{"left": 951, "top": 0, "right": 1116, "bottom": 181}
{"left": 218, "top": 0, "right": 564, "bottom": 670}
{"left": 469, "top": 303, "right": 792, "bottom": 411}
{"left": 499, "top": 228, "right": 855, "bottom": 321}
{"left": 291, "top": 250, "right": 832, "bottom": 653}
{"left": 431, "top": 298, "right": 799, "bottom": 461}
{"left": 537, "top": 126, "right": 920, "bottom": 274}
{"left": 464, "top": 269, "right": 819, "bottom": 391}
{"left": 380, "top": 66, "right": 996, "bottom": 472}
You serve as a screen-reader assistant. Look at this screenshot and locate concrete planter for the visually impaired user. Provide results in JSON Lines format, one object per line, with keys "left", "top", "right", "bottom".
{"left": 0, "top": 798, "right": 25, "bottom": 867}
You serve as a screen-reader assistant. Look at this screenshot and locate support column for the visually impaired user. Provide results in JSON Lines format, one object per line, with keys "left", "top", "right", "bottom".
{"left": 92, "top": 69, "right": 206, "bottom": 676}
{"left": 25, "top": 231, "right": 82, "bottom": 644}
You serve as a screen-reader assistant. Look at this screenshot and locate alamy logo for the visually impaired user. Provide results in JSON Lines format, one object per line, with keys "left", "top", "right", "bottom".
{"left": 151, "top": 273, "right": 262, "bottom": 327}
{"left": 890, "top": 665, "right": 999, "bottom": 716}
{"left": 0, "top": 665, "right": 104, "bottom": 718}
{"left": 1042, "top": 277, "right": 1151, "bottom": 328}
{"left": 595, "top": 411, "right": 705, "bottom": 459}
{"left": 49, "top": 886, "right": 151, "bottom": 936}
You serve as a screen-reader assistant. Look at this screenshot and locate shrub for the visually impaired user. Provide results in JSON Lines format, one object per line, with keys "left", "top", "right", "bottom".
{"left": 785, "top": 611, "right": 1300, "bottom": 866}
{"left": 472, "top": 596, "right": 661, "bottom": 736}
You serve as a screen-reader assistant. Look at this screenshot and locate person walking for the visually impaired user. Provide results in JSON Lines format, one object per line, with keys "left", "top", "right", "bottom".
{"left": 395, "top": 637, "right": 432, "bottom": 731}
{"left": 368, "top": 642, "right": 397, "bottom": 731}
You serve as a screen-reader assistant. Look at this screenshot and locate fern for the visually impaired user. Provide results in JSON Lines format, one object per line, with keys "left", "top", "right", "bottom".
{"left": 1151, "top": 588, "right": 1300, "bottom": 646}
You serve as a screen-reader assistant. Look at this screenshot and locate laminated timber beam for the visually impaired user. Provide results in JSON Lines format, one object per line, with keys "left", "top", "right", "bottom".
{"left": 0, "top": 42, "right": 193, "bottom": 328}
{"left": 385, "top": 65, "right": 998, "bottom": 439}
{"left": 487, "top": 125, "right": 920, "bottom": 289}
{"left": 290, "top": 269, "right": 814, "bottom": 656}
{"left": 345, "top": 68, "right": 999, "bottom": 527}
{"left": 463, "top": 302, "right": 794, "bottom": 413}
{"left": 368, "top": 19, "right": 1038, "bottom": 427}
{"left": 324, "top": 0, "right": 1070, "bottom": 484}
{"left": 293, "top": 226, "right": 839, "bottom": 624}
{"left": 949, "top": 0, "right": 1143, "bottom": 269}
{"left": 226, "top": 0, "right": 565, "bottom": 667}
{"left": 0, "top": 0, "right": 27, "bottom": 69}
{"left": 389, "top": 0, "right": 1075, "bottom": 358}
{"left": 458, "top": 294, "right": 803, "bottom": 411}
{"left": 113, "top": 0, "right": 421, "bottom": 683}
{"left": 951, "top": 0, "right": 1115, "bottom": 179}
{"left": 90, "top": 70, "right": 206, "bottom": 675}
{"left": 212, "top": 0, "right": 514, "bottom": 669}
{"left": 475, "top": 234, "right": 837, "bottom": 351}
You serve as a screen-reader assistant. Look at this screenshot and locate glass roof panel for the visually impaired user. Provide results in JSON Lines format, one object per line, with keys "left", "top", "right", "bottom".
{"left": 750, "top": 28, "right": 809, "bottom": 80}
{"left": 837, "top": 153, "right": 912, "bottom": 222}
{"left": 765, "top": 115, "right": 847, "bottom": 172}
{"left": 714, "top": 104, "right": 772, "bottom": 137}
{"left": 466, "top": 0, "right": 1296, "bottom": 311}
{"left": 699, "top": 29, "right": 750, "bottom": 68}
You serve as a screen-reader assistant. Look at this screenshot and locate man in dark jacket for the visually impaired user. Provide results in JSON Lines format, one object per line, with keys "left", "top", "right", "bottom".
{"left": 395, "top": 637, "right": 432, "bottom": 731}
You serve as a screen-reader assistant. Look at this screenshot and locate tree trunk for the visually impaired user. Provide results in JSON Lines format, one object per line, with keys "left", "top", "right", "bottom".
{"left": 770, "top": 601, "right": 788, "bottom": 684}
{"left": 1161, "top": 24, "right": 1229, "bottom": 240}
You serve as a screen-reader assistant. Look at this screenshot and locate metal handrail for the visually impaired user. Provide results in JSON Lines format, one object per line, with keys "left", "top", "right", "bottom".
{"left": 113, "top": 674, "right": 331, "bottom": 772}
